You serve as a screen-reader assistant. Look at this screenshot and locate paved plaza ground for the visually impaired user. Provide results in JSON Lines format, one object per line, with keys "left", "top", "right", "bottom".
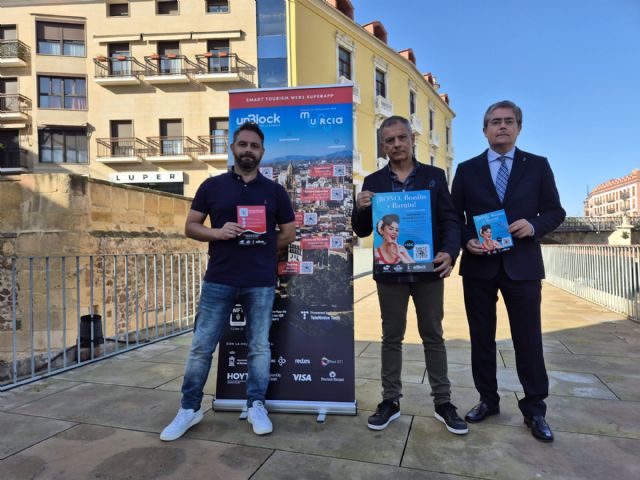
{"left": 2, "top": 271, "right": 640, "bottom": 479}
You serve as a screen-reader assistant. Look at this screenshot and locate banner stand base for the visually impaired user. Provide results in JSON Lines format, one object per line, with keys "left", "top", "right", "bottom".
{"left": 214, "top": 399, "right": 357, "bottom": 422}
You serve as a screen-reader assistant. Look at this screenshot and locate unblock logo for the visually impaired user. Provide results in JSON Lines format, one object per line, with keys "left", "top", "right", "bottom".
{"left": 236, "top": 113, "right": 281, "bottom": 125}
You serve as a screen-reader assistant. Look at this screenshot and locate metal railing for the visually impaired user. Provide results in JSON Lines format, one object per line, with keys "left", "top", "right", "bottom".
{"left": 194, "top": 52, "right": 239, "bottom": 73}
{"left": 143, "top": 54, "right": 199, "bottom": 76}
{"left": 0, "top": 252, "right": 207, "bottom": 391}
{"left": 96, "top": 137, "right": 152, "bottom": 160}
{"left": 556, "top": 216, "right": 640, "bottom": 232}
{"left": 0, "top": 39, "right": 30, "bottom": 62}
{"left": 542, "top": 245, "right": 640, "bottom": 322}
{"left": 94, "top": 56, "right": 146, "bottom": 78}
{"left": 198, "top": 134, "right": 228, "bottom": 155}
{"left": 0, "top": 94, "right": 32, "bottom": 114}
{"left": 0, "top": 148, "right": 29, "bottom": 171}
{"left": 146, "top": 136, "right": 204, "bottom": 158}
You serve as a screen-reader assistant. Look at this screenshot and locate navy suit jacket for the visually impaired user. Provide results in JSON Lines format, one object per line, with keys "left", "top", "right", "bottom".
{"left": 352, "top": 161, "right": 460, "bottom": 283}
{"left": 451, "top": 148, "right": 565, "bottom": 281}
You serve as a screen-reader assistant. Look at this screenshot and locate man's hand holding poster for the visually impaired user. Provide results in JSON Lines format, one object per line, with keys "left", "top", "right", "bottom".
{"left": 472, "top": 209, "right": 513, "bottom": 254}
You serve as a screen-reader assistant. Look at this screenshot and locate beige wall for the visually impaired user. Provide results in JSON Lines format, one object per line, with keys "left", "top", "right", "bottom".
{"left": 0, "top": 173, "right": 205, "bottom": 362}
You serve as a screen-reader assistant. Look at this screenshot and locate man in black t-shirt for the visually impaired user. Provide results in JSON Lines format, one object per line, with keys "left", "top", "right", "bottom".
{"left": 160, "top": 122, "right": 295, "bottom": 441}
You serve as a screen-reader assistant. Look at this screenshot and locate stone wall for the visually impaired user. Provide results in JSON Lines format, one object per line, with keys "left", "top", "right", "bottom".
{"left": 0, "top": 174, "right": 206, "bottom": 362}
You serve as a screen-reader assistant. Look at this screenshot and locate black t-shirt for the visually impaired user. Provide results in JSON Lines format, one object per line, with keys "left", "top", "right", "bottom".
{"left": 191, "top": 170, "right": 295, "bottom": 287}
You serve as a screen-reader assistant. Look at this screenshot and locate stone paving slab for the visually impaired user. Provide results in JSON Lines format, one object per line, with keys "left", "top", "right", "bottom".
{"left": 354, "top": 340, "right": 371, "bottom": 356}
{"left": 562, "top": 340, "right": 640, "bottom": 357}
{"left": 598, "top": 374, "right": 640, "bottom": 401}
{"left": 0, "top": 378, "right": 79, "bottom": 411}
{"left": 156, "top": 368, "right": 218, "bottom": 395}
{"left": 0, "top": 423, "right": 271, "bottom": 480}
{"left": 448, "top": 362, "right": 617, "bottom": 400}
{"left": 12, "top": 382, "right": 211, "bottom": 434}
{"left": 502, "top": 350, "right": 640, "bottom": 377}
{"left": 107, "top": 342, "right": 183, "bottom": 361}
{"left": 519, "top": 393, "right": 640, "bottom": 439}
{"left": 56, "top": 357, "right": 186, "bottom": 388}
{"left": 253, "top": 450, "right": 465, "bottom": 480}
{"left": 403, "top": 416, "right": 640, "bottom": 480}
{"left": 187, "top": 408, "right": 411, "bottom": 466}
{"left": 142, "top": 345, "right": 192, "bottom": 365}
{"left": 0, "top": 411, "right": 74, "bottom": 460}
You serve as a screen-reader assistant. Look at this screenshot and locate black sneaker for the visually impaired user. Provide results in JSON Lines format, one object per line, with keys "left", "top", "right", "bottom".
{"left": 367, "top": 399, "right": 400, "bottom": 431}
{"left": 434, "top": 402, "right": 469, "bottom": 435}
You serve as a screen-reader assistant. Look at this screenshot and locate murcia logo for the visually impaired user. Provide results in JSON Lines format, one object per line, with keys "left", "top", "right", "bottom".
{"left": 292, "top": 373, "right": 312, "bottom": 382}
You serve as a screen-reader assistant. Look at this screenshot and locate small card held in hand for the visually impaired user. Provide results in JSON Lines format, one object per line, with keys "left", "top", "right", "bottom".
{"left": 237, "top": 205, "right": 267, "bottom": 246}
{"left": 472, "top": 209, "right": 513, "bottom": 255}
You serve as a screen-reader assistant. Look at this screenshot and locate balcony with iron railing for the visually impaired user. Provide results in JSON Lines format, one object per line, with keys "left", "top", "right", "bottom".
{"left": 0, "top": 94, "right": 32, "bottom": 124}
{"left": 193, "top": 53, "right": 245, "bottom": 83}
{"left": 429, "top": 130, "right": 440, "bottom": 149}
{"left": 374, "top": 95, "right": 393, "bottom": 118}
{"left": 93, "top": 56, "right": 146, "bottom": 86}
{"left": 446, "top": 144, "right": 455, "bottom": 158}
{"left": 146, "top": 136, "right": 203, "bottom": 162}
{"left": 0, "top": 147, "right": 29, "bottom": 173}
{"left": 0, "top": 39, "right": 30, "bottom": 67}
{"left": 409, "top": 113, "right": 423, "bottom": 135}
{"left": 143, "top": 54, "right": 198, "bottom": 84}
{"left": 197, "top": 134, "right": 228, "bottom": 162}
{"left": 96, "top": 137, "right": 152, "bottom": 163}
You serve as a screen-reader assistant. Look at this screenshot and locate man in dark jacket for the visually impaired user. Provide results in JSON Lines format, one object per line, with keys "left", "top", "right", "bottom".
{"left": 451, "top": 100, "right": 565, "bottom": 442}
{"left": 352, "top": 115, "right": 467, "bottom": 435}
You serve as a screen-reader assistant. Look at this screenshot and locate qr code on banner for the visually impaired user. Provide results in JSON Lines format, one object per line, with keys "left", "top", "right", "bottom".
{"left": 414, "top": 244, "right": 430, "bottom": 260}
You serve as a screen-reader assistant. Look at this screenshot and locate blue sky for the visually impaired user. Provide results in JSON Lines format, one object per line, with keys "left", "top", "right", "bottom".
{"left": 350, "top": 0, "right": 640, "bottom": 216}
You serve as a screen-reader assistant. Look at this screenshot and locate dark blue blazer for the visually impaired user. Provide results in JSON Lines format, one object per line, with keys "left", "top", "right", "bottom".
{"left": 352, "top": 161, "right": 460, "bottom": 283}
{"left": 451, "top": 148, "right": 565, "bottom": 281}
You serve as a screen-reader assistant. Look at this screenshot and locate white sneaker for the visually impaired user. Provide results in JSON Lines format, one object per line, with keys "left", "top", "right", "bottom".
{"left": 247, "top": 400, "right": 273, "bottom": 435}
{"left": 160, "top": 407, "right": 204, "bottom": 441}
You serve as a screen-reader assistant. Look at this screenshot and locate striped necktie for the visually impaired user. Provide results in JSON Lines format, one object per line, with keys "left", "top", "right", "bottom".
{"left": 495, "top": 156, "right": 509, "bottom": 202}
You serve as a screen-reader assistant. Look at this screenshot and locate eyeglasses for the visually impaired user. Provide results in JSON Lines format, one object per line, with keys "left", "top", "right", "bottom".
{"left": 487, "top": 117, "right": 517, "bottom": 127}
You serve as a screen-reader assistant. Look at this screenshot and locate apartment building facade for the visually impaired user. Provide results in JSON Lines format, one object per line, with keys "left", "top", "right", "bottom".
{"left": 0, "top": 0, "right": 455, "bottom": 197}
{"left": 584, "top": 169, "right": 640, "bottom": 217}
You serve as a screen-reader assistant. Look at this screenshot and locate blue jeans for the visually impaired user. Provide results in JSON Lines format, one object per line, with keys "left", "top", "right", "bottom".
{"left": 181, "top": 281, "right": 275, "bottom": 410}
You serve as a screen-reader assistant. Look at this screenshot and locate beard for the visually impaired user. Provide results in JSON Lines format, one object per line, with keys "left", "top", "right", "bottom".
{"left": 234, "top": 153, "right": 261, "bottom": 172}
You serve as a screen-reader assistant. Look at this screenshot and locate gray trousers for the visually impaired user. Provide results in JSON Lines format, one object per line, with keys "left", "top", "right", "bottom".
{"left": 377, "top": 280, "right": 451, "bottom": 406}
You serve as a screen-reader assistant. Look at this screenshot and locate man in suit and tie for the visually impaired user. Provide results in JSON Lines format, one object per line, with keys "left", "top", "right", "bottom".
{"left": 451, "top": 100, "right": 565, "bottom": 442}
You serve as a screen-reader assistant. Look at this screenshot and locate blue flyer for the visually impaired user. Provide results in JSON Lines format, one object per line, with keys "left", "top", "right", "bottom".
{"left": 372, "top": 190, "right": 433, "bottom": 273}
{"left": 472, "top": 209, "right": 513, "bottom": 254}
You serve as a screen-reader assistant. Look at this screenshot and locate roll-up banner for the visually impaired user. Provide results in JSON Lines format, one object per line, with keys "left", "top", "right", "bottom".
{"left": 214, "top": 85, "right": 356, "bottom": 418}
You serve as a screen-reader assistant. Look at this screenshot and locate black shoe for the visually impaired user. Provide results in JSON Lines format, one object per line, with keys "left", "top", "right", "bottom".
{"left": 465, "top": 401, "right": 500, "bottom": 423}
{"left": 524, "top": 415, "right": 554, "bottom": 442}
{"left": 367, "top": 399, "right": 400, "bottom": 431}
{"left": 434, "top": 402, "right": 469, "bottom": 435}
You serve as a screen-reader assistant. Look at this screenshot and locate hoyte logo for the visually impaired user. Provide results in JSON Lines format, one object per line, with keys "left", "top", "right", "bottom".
{"left": 227, "top": 372, "right": 248, "bottom": 380}
{"left": 292, "top": 373, "right": 312, "bottom": 382}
